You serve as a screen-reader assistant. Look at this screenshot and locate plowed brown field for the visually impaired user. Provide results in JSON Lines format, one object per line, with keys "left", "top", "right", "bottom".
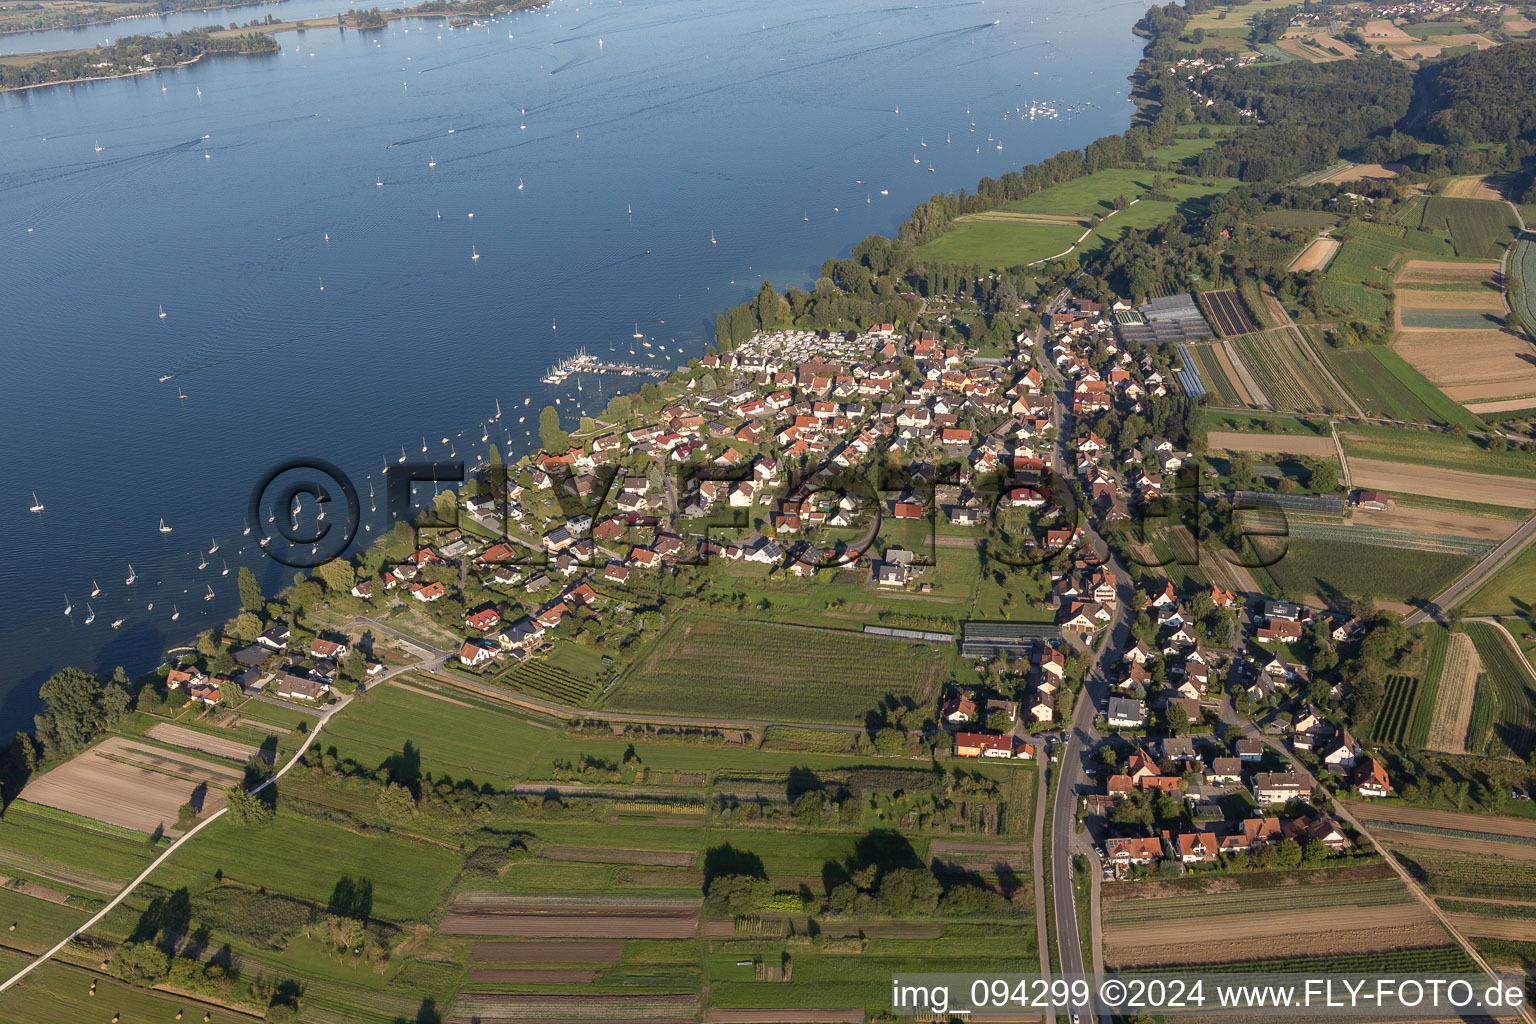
{"left": 18, "top": 736, "right": 241, "bottom": 835}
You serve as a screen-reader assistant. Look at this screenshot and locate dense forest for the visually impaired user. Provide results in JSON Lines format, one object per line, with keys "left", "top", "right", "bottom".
{"left": 1190, "top": 56, "right": 1414, "bottom": 181}
{"left": 0, "top": 30, "right": 276, "bottom": 90}
{"left": 1422, "top": 41, "right": 1536, "bottom": 146}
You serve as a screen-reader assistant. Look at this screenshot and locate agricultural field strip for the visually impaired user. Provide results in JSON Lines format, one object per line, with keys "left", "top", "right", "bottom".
{"left": 1374, "top": 672, "right": 1422, "bottom": 744}
{"left": 1104, "top": 879, "right": 1412, "bottom": 924}
{"left": 1280, "top": 521, "right": 1496, "bottom": 556}
{"left": 1359, "top": 820, "right": 1536, "bottom": 847}
{"left": 1462, "top": 623, "right": 1536, "bottom": 756}
{"left": 1231, "top": 328, "right": 1350, "bottom": 413}
{"left": 1203, "top": 289, "right": 1258, "bottom": 336}
{"left": 1427, "top": 632, "right": 1477, "bottom": 754}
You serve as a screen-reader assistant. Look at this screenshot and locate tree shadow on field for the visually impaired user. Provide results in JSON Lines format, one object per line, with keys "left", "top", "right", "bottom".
{"left": 329, "top": 876, "right": 374, "bottom": 921}
{"left": 702, "top": 844, "right": 766, "bottom": 888}
{"left": 822, "top": 829, "right": 923, "bottom": 893}
{"left": 382, "top": 740, "right": 422, "bottom": 796}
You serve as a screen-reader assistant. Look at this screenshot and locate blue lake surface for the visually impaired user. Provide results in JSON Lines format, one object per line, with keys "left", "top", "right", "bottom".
{"left": 0, "top": 0, "right": 1145, "bottom": 729}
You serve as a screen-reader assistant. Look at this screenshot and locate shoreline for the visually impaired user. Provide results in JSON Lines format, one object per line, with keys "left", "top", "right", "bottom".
{"left": 0, "top": 0, "right": 543, "bottom": 92}
{"left": 0, "top": 50, "right": 203, "bottom": 92}
{"left": 0, "top": 0, "right": 284, "bottom": 40}
{"left": 4, "top": 0, "right": 1154, "bottom": 705}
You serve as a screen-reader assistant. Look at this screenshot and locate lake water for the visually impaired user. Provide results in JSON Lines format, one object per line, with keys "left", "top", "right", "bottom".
{"left": 0, "top": 0, "right": 1145, "bottom": 730}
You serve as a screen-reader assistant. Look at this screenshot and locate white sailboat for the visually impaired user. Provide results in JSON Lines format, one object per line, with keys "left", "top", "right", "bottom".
{"left": 63, "top": 594, "right": 72, "bottom": 617}
{"left": 221, "top": 560, "right": 229, "bottom": 577}
{"left": 494, "top": 399, "right": 502, "bottom": 420}
{"left": 429, "top": 154, "right": 437, "bottom": 168}
{"left": 518, "top": 177, "right": 524, "bottom": 190}
{"left": 159, "top": 304, "right": 167, "bottom": 319}
{"left": 208, "top": 537, "right": 219, "bottom": 555}
{"left": 85, "top": 604, "right": 96, "bottom": 624}
{"left": 125, "top": 564, "right": 136, "bottom": 586}
{"left": 94, "top": 140, "right": 103, "bottom": 152}
{"left": 90, "top": 580, "right": 101, "bottom": 598}
{"left": 29, "top": 492, "right": 43, "bottom": 513}
{"left": 399, "top": 446, "right": 408, "bottom": 464}
{"left": 198, "top": 553, "right": 208, "bottom": 570}
{"left": 710, "top": 230, "right": 716, "bottom": 245}
{"left": 633, "top": 322, "right": 644, "bottom": 339}
{"left": 171, "top": 605, "right": 179, "bottom": 621}
{"left": 111, "top": 618, "right": 124, "bottom": 629}
{"left": 159, "top": 517, "right": 172, "bottom": 533}
{"left": 243, "top": 518, "right": 251, "bottom": 536}
{"left": 472, "top": 245, "right": 480, "bottom": 261}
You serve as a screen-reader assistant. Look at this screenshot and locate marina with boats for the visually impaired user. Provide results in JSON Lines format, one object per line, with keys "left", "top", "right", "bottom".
{"left": 540, "top": 347, "right": 669, "bottom": 385}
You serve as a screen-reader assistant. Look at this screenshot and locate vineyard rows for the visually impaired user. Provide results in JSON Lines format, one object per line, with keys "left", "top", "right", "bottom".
{"left": 1371, "top": 673, "right": 1421, "bottom": 745}
{"left": 1463, "top": 623, "right": 1536, "bottom": 760}
{"left": 1282, "top": 522, "right": 1496, "bottom": 558}
{"left": 1360, "top": 819, "right": 1536, "bottom": 847}
{"left": 1411, "top": 626, "right": 1448, "bottom": 749}
{"left": 506, "top": 662, "right": 599, "bottom": 705}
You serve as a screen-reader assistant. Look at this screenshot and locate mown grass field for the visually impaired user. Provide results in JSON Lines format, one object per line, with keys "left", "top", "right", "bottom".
{"left": 604, "top": 617, "right": 948, "bottom": 724}
{"left": 319, "top": 683, "right": 555, "bottom": 788}
{"left": 1326, "top": 238, "right": 1402, "bottom": 287}
{"left": 914, "top": 218, "right": 1084, "bottom": 269}
{"left": 157, "top": 811, "right": 464, "bottom": 924}
{"left": 1465, "top": 543, "right": 1536, "bottom": 618}
{"left": 0, "top": 800, "right": 158, "bottom": 893}
{"left": 1324, "top": 346, "right": 1442, "bottom": 422}
{"left": 917, "top": 163, "right": 1237, "bottom": 270}
{"left": 1338, "top": 424, "right": 1527, "bottom": 475}
{"left": 1415, "top": 197, "right": 1520, "bottom": 258}
{"left": 1317, "top": 280, "right": 1392, "bottom": 322}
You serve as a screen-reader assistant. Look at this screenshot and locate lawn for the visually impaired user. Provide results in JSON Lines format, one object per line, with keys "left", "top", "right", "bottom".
{"left": 1259, "top": 537, "right": 1474, "bottom": 603}
{"left": 1466, "top": 543, "right": 1536, "bottom": 619}
{"left": 318, "top": 683, "right": 556, "bottom": 788}
{"left": 602, "top": 616, "right": 949, "bottom": 725}
{"left": 159, "top": 811, "right": 463, "bottom": 924}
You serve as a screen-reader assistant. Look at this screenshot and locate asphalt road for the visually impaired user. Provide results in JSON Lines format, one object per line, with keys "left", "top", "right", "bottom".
{"left": 1037, "top": 319, "right": 1128, "bottom": 1022}
{"left": 1403, "top": 513, "right": 1536, "bottom": 628}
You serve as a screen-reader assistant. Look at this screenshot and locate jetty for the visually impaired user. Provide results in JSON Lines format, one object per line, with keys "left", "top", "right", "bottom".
{"left": 541, "top": 348, "right": 668, "bottom": 384}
